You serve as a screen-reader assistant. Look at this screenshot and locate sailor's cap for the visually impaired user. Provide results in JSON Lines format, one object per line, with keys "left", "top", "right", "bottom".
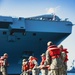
{"left": 41, "top": 53, "right": 45, "bottom": 56}
{"left": 28, "top": 56, "right": 33, "bottom": 60}
{"left": 58, "top": 45, "right": 63, "bottom": 48}
{"left": 22, "top": 59, "right": 26, "bottom": 62}
{"left": 47, "top": 41, "right": 53, "bottom": 46}
{"left": 4, "top": 53, "right": 8, "bottom": 56}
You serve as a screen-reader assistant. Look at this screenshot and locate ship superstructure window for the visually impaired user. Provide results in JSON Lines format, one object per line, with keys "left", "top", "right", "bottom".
{"left": 33, "top": 33, "right": 36, "bottom": 36}
{"left": 20, "top": 27, "right": 24, "bottom": 28}
{"left": 17, "top": 38, "right": 21, "bottom": 40}
{"left": 39, "top": 38, "right": 42, "bottom": 41}
{"left": 3, "top": 31, "right": 7, "bottom": 35}
{"left": 10, "top": 32, "right": 14, "bottom": 35}
{"left": 22, "top": 32, "right": 26, "bottom": 35}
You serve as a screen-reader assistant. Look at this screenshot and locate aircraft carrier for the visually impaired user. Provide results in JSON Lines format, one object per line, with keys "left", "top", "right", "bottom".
{"left": 0, "top": 14, "right": 73, "bottom": 74}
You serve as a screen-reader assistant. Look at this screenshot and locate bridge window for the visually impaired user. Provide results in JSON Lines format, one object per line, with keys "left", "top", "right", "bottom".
{"left": 39, "top": 38, "right": 42, "bottom": 41}
{"left": 3, "top": 31, "right": 7, "bottom": 35}
{"left": 17, "top": 38, "right": 21, "bottom": 40}
{"left": 33, "top": 33, "right": 36, "bottom": 36}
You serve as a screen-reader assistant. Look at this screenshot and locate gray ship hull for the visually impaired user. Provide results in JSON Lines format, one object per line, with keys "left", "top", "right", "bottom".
{"left": 0, "top": 15, "right": 73, "bottom": 74}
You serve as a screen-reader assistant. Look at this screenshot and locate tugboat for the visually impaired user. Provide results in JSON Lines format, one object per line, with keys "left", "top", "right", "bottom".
{"left": 67, "top": 60, "right": 75, "bottom": 73}
{"left": 0, "top": 14, "right": 73, "bottom": 74}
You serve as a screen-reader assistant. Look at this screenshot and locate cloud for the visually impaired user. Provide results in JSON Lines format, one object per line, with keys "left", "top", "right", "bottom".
{"left": 47, "top": 8, "right": 55, "bottom": 14}
{"left": 46, "top": 6, "right": 60, "bottom": 14}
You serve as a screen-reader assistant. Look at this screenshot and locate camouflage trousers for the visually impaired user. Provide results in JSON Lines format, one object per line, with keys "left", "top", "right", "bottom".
{"left": 22, "top": 71, "right": 29, "bottom": 75}
{"left": 32, "top": 68, "right": 39, "bottom": 75}
{"left": 1, "top": 66, "right": 7, "bottom": 75}
{"left": 41, "top": 69, "right": 48, "bottom": 75}
{"left": 0, "top": 67, "right": 2, "bottom": 75}
{"left": 49, "top": 58, "right": 63, "bottom": 75}
{"left": 48, "top": 68, "right": 66, "bottom": 75}
{"left": 61, "top": 62, "right": 67, "bottom": 75}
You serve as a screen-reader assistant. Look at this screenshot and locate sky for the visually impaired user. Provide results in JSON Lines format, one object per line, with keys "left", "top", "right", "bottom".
{"left": 0, "top": 0, "right": 75, "bottom": 69}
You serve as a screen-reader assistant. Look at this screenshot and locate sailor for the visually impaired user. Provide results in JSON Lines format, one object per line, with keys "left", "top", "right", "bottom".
{"left": 0, "top": 56, "right": 4, "bottom": 75}
{"left": 2, "top": 53, "right": 9, "bottom": 75}
{"left": 46, "top": 41, "right": 63, "bottom": 75}
{"left": 28, "top": 56, "right": 39, "bottom": 75}
{"left": 21, "top": 59, "right": 29, "bottom": 75}
{"left": 59, "top": 45, "right": 68, "bottom": 75}
{"left": 40, "top": 53, "right": 48, "bottom": 75}
{"left": 46, "top": 41, "right": 52, "bottom": 65}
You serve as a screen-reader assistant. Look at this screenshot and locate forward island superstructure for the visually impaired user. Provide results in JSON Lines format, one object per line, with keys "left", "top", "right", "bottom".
{"left": 0, "top": 14, "right": 73, "bottom": 74}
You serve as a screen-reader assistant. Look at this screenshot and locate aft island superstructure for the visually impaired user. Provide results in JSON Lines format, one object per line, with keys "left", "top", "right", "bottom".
{"left": 0, "top": 14, "right": 73, "bottom": 74}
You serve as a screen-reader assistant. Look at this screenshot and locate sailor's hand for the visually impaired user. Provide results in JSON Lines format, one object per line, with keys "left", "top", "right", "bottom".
{"left": 26, "top": 70, "right": 29, "bottom": 72}
{"left": 33, "top": 67, "right": 36, "bottom": 70}
{"left": 28, "top": 69, "right": 32, "bottom": 72}
{"left": 48, "top": 67, "right": 51, "bottom": 70}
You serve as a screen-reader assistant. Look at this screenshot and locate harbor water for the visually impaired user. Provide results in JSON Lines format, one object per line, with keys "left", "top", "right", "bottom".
{"left": 68, "top": 73, "right": 75, "bottom": 75}
{"left": 39, "top": 73, "right": 74, "bottom": 75}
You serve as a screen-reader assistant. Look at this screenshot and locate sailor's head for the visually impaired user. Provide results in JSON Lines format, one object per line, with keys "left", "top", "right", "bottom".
{"left": 28, "top": 56, "right": 33, "bottom": 60}
{"left": 47, "top": 41, "right": 53, "bottom": 46}
{"left": 4, "top": 53, "right": 8, "bottom": 56}
{"left": 58, "top": 45, "right": 63, "bottom": 49}
{"left": 22, "top": 59, "right": 26, "bottom": 62}
{"left": 3, "top": 53, "right": 8, "bottom": 58}
{"left": 41, "top": 53, "right": 45, "bottom": 57}
{"left": 58, "top": 45, "right": 63, "bottom": 51}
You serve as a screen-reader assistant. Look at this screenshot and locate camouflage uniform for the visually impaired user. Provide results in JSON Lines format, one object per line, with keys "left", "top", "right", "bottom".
{"left": 2, "top": 53, "right": 9, "bottom": 75}
{"left": 46, "top": 41, "right": 63, "bottom": 75}
{"left": 59, "top": 45, "right": 68, "bottom": 75}
{"left": 29, "top": 56, "right": 39, "bottom": 75}
{"left": 0, "top": 56, "right": 4, "bottom": 75}
{"left": 40, "top": 53, "right": 48, "bottom": 75}
{"left": 50, "top": 58, "right": 63, "bottom": 75}
{"left": 61, "top": 52, "right": 67, "bottom": 75}
{"left": 21, "top": 59, "right": 29, "bottom": 75}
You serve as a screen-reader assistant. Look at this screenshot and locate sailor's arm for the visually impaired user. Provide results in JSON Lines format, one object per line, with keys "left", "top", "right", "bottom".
{"left": 46, "top": 50, "right": 51, "bottom": 65}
